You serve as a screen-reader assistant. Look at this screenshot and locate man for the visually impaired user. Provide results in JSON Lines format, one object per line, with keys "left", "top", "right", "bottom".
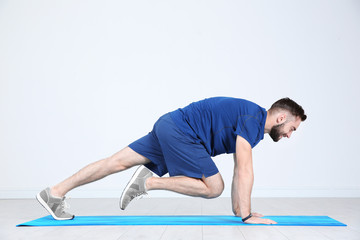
{"left": 37, "top": 97, "right": 306, "bottom": 224}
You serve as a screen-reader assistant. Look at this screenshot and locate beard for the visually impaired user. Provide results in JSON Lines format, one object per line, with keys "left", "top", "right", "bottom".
{"left": 269, "top": 122, "right": 285, "bottom": 142}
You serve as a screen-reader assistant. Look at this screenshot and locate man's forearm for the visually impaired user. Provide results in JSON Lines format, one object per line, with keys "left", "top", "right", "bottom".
{"left": 232, "top": 136, "right": 254, "bottom": 218}
{"left": 231, "top": 167, "right": 254, "bottom": 217}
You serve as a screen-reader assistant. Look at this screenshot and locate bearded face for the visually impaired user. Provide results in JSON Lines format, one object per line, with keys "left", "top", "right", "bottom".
{"left": 269, "top": 122, "right": 285, "bottom": 142}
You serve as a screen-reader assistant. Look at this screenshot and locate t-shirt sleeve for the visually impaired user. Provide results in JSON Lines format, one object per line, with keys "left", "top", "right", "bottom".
{"left": 235, "top": 117, "right": 260, "bottom": 148}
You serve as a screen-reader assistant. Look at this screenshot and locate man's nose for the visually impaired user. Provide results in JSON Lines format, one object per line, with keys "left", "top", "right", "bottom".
{"left": 287, "top": 132, "right": 293, "bottom": 138}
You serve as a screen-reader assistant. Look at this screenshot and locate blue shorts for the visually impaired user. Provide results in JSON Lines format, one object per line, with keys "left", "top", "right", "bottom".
{"left": 128, "top": 113, "right": 219, "bottom": 179}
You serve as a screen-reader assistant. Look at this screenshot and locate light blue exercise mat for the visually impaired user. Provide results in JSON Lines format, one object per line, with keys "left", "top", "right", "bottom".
{"left": 17, "top": 215, "right": 346, "bottom": 227}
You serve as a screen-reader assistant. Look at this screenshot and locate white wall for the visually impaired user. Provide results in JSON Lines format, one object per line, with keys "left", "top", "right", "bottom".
{"left": 1, "top": 0, "right": 359, "bottom": 198}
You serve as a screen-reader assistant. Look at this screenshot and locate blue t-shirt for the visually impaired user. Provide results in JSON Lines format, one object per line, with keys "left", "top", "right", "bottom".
{"left": 170, "top": 97, "right": 267, "bottom": 156}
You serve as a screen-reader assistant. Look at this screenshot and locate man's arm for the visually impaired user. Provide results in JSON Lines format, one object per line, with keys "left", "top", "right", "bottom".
{"left": 232, "top": 135, "right": 253, "bottom": 218}
{"left": 232, "top": 135, "right": 277, "bottom": 224}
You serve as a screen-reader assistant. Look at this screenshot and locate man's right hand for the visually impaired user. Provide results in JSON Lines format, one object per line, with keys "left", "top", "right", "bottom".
{"left": 244, "top": 216, "right": 277, "bottom": 225}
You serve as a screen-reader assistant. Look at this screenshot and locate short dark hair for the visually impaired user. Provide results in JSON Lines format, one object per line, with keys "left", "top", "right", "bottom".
{"left": 269, "top": 97, "right": 307, "bottom": 121}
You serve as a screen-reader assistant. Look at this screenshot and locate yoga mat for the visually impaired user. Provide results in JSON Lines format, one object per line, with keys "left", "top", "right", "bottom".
{"left": 17, "top": 215, "right": 346, "bottom": 227}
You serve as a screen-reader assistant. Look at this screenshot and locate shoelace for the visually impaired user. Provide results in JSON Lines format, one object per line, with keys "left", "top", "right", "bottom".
{"left": 130, "top": 191, "right": 148, "bottom": 201}
{"left": 60, "top": 197, "right": 71, "bottom": 213}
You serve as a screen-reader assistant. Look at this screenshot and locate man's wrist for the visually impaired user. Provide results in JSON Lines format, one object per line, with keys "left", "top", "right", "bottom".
{"left": 242, "top": 213, "right": 253, "bottom": 222}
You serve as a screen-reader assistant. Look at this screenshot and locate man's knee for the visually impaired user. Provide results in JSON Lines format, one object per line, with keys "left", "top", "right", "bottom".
{"left": 105, "top": 155, "right": 126, "bottom": 173}
{"left": 203, "top": 174, "right": 225, "bottom": 198}
{"left": 206, "top": 183, "right": 224, "bottom": 198}
{"left": 107, "top": 150, "right": 131, "bottom": 172}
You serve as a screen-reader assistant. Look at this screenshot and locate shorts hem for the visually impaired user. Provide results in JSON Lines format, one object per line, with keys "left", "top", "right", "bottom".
{"left": 127, "top": 144, "right": 166, "bottom": 176}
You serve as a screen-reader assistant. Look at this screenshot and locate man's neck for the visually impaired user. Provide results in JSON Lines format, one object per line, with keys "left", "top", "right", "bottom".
{"left": 264, "top": 111, "right": 274, "bottom": 134}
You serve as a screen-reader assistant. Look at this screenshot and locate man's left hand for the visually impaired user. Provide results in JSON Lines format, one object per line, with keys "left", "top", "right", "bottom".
{"left": 252, "top": 212, "right": 264, "bottom": 217}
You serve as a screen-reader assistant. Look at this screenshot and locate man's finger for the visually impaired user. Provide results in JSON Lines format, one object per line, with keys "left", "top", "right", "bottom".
{"left": 258, "top": 218, "right": 277, "bottom": 224}
{"left": 266, "top": 219, "right": 277, "bottom": 224}
{"left": 245, "top": 217, "right": 276, "bottom": 225}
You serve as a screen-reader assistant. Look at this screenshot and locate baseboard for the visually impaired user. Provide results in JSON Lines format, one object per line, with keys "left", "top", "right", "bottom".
{"left": 251, "top": 186, "right": 360, "bottom": 198}
{"left": 1, "top": 186, "right": 360, "bottom": 199}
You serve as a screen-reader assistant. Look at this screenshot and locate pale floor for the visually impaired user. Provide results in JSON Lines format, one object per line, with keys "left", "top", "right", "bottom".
{"left": 1, "top": 197, "right": 360, "bottom": 240}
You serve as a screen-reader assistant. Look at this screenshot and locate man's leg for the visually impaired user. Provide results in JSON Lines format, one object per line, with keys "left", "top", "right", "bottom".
{"left": 146, "top": 173, "right": 224, "bottom": 198}
{"left": 37, "top": 147, "right": 151, "bottom": 220}
{"left": 51, "top": 147, "right": 151, "bottom": 197}
{"left": 120, "top": 169, "right": 224, "bottom": 209}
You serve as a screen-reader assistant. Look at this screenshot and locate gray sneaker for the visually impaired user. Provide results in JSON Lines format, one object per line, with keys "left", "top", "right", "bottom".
{"left": 120, "top": 165, "right": 153, "bottom": 210}
{"left": 36, "top": 187, "right": 74, "bottom": 220}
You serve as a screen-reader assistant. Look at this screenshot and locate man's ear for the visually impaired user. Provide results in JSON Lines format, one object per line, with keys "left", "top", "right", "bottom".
{"left": 276, "top": 113, "right": 287, "bottom": 124}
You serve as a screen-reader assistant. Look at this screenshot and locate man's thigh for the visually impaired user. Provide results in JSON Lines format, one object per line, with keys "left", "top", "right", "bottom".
{"left": 109, "top": 147, "right": 151, "bottom": 169}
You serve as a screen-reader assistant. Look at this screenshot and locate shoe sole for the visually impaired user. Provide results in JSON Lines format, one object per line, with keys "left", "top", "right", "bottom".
{"left": 119, "top": 165, "right": 147, "bottom": 210}
{"left": 36, "top": 193, "right": 74, "bottom": 220}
